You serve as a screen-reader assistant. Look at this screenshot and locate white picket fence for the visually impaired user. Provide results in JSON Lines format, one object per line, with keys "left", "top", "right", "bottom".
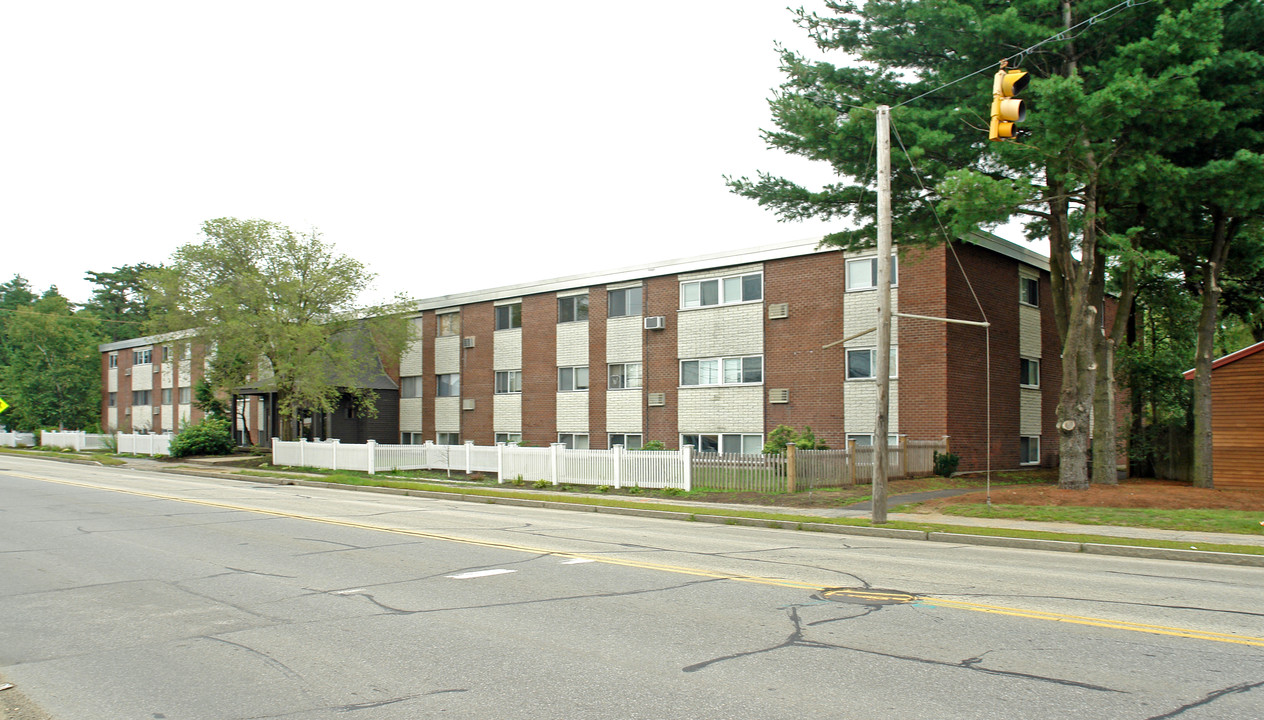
{"left": 271, "top": 439, "right": 694, "bottom": 490}
{"left": 0, "top": 431, "right": 36, "bottom": 448}
{"left": 117, "top": 433, "right": 173, "bottom": 456}
{"left": 40, "top": 430, "right": 112, "bottom": 451}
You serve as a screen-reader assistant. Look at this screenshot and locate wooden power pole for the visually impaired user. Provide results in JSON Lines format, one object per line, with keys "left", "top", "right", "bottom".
{"left": 873, "top": 105, "right": 892, "bottom": 524}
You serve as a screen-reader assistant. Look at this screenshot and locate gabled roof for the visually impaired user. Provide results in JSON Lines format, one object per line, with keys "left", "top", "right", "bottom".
{"left": 1181, "top": 340, "right": 1264, "bottom": 379}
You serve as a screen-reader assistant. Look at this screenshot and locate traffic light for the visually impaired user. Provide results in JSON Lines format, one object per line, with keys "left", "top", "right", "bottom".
{"left": 989, "top": 67, "right": 1029, "bottom": 141}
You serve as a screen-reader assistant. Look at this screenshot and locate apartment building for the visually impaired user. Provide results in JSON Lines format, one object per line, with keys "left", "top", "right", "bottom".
{"left": 99, "top": 233, "right": 1058, "bottom": 470}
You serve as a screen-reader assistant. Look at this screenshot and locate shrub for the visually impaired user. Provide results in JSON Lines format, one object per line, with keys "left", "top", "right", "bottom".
{"left": 532, "top": 479, "right": 551, "bottom": 489}
{"left": 169, "top": 418, "right": 236, "bottom": 458}
{"left": 933, "top": 450, "right": 960, "bottom": 477}
{"left": 763, "top": 425, "right": 828, "bottom": 454}
{"left": 640, "top": 440, "right": 667, "bottom": 451}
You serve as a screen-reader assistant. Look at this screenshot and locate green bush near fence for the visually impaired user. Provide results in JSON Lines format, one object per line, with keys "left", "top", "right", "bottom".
{"left": 169, "top": 418, "right": 235, "bottom": 458}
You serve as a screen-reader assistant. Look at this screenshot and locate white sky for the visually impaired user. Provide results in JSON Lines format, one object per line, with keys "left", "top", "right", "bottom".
{"left": 2, "top": 1, "right": 1026, "bottom": 308}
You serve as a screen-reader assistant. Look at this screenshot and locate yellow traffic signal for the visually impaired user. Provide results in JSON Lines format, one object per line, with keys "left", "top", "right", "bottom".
{"left": 989, "top": 67, "right": 1029, "bottom": 141}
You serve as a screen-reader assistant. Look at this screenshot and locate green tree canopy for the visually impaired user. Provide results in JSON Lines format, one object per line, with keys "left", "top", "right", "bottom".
{"left": 146, "top": 218, "right": 415, "bottom": 440}
{"left": 82, "top": 263, "right": 160, "bottom": 343}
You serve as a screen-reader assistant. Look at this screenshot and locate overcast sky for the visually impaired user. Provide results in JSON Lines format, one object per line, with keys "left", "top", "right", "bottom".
{"left": 2, "top": 1, "right": 1022, "bottom": 308}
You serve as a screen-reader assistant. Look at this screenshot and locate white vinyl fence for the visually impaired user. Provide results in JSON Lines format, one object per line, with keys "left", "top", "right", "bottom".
{"left": 40, "top": 430, "right": 112, "bottom": 451}
{"left": 0, "top": 431, "right": 36, "bottom": 448}
{"left": 271, "top": 439, "right": 694, "bottom": 490}
{"left": 117, "top": 432, "right": 173, "bottom": 456}
{"left": 270, "top": 437, "right": 950, "bottom": 493}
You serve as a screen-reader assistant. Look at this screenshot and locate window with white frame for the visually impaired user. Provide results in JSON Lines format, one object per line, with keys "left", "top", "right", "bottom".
{"left": 495, "top": 370, "right": 522, "bottom": 394}
{"left": 680, "top": 271, "right": 762, "bottom": 309}
{"left": 438, "top": 312, "right": 460, "bottom": 336}
{"left": 681, "top": 356, "right": 763, "bottom": 386}
{"left": 1020, "top": 276, "right": 1040, "bottom": 306}
{"left": 132, "top": 389, "right": 151, "bottom": 406}
{"left": 846, "top": 433, "right": 900, "bottom": 447}
{"left": 608, "top": 362, "right": 642, "bottom": 389}
{"left": 682, "top": 433, "right": 763, "bottom": 454}
{"left": 608, "top": 286, "right": 643, "bottom": 317}
{"left": 179, "top": 387, "right": 191, "bottom": 405}
{"left": 495, "top": 303, "right": 521, "bottom": 330}
{"left": 495, "top": 432, "right": 522, "bottom": 444}
{"left": 845, "top": 347, "right": 898, "bottom": 380}
{"left": 845, "top": 256, "right": 899, "bottom": 292}
{"left": 436, "top": 373, "right": 460, "bottom": 397}
{"left": 558, "top": 433, "right": 589, "bottom": 449}
{"left": 108, "top": 353, "right": 118, "bottom": 368}
{"left": 161, "top": 388, "right": 172, "bottom": 405}
{"left": 400, "top": 376, "right": 423, "bottom": 398}
{"left": 182, "top": 343, "right": 193, "bottom": 360}
{"left": 1020, "top": 358, "right": 1040, "bottom": 388}
{"left": 437, "top": 432, "right": 461, "bottom": 446}
{"left": 108, "top": 392, "right": 117, "bottom": 407}
{"left": 401, "top": 432, "right": 425, "bottom": 444}
{"left": 133, "top": 348, "right": 152, "bottom": 365}
{"left": 609, "top": 433, "right": 643, "bottom": 450}
{"left": 162, "top": 346, "right": 172, "bottom": 363}
{"left": 557, "top": 294, "right": 589, "bottom": 323}
{"left": 1020, "top": 435, "right": 1040, "bottom": 464}
{"left": 558, "top": 366, "right": 589, "bottom": 392}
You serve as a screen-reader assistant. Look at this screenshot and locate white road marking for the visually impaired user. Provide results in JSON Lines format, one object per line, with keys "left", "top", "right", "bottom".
{"left": 561, "top": 558, "right": 595, "bottom": 565}
{"left": 334, "top": 588, "right": 367, "bottom": 594}
{"left": 447, "top": 569, "right": 516, "bottom": 579}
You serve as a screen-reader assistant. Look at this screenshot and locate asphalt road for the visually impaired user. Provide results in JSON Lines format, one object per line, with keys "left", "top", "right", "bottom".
{"left": 2, "top": 455, "right": 1262, "bottom": 719}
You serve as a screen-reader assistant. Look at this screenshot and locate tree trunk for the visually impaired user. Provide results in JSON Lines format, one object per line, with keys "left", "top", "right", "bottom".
{"left": 1191, "top": 214, "right": 1230, "bottom": 488}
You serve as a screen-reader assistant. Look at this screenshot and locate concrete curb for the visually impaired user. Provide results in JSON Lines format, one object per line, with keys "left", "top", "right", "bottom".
{"left": 108, "top": 464, "right": 1264, "bottom": 568}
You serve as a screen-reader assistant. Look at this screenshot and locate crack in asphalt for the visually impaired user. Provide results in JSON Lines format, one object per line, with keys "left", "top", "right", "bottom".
{"left": 1145, "top": 678, "right": 1264, "bottom": 719}
{"left": 682, "top": 607, "right": 1124, "bottom": 693}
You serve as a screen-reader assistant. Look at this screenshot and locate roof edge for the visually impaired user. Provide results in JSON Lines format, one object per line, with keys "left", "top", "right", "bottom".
{"left": 1182, "top": 339, "right": 1264, "bottom": 379}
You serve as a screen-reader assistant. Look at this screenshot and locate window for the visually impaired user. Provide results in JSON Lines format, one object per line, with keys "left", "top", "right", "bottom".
{"left": 162, "top": 346, "right": 172, "bottom": 363}
{"left": 161, "top": 388, "right": 172, "bottom": 405}
{"left": 495, "top": 303, "right": 522, "bottom": 330}
{"left": 183, "top": 343, "right": 193, "bottom": 360}
{"left": 845, "top": 347, "right": 898, "bottom": 380}
{"left": 178, "top": 387, "right": 191, "bottom": 405}
{"left": 846, "top": 433, "right": 900, "bottom": 447}
{"left": 680, "top": 272, "right": 762, "bottom": 309}
{"left": 608, "top": 362, "right": 642, "bottom": 389}
{"left": 681, "top": 356, "right": 762, "bottom": 386}
{"left": 682, "top": 433, "right": 763, "bottom": 454}
{"left": 1020, "top": 358, "right": 1040, "bottom": 388}
{"left": 1020, "top": 276, "right": 1039, "bottom": 306}
{"left": 132, "top": 389, "right": 151, "bottom": 406}
{"left": 401, "top": 376, "right": 423, "bottom": 398}
{"left": 609, "top": 433, "right": 643, "bottom": 450}
{"left": 495, "top": 432, "right": 522, "bottom": 444}
{"left": 558, "top": 433, "right": 589, "bottom": 450}
{"left": 437, "top": 432, "right": 461, "bottom": 446}
{"left": 133, "top": 348, "right": 152, "bottom": 365}
{"left": 845, "top": 256, "right": 898, "bottom": 292}
{"left": 558, "top": 366, "right": 589, "bottom": 392}
{"left": 557, "top": 295, "right": 589, "bottom": 323}
{"left": 608, "top": 286, "right": 643, "bottom": 317}
{"left": 495, "top": 370, "right": 522, "bottom": 394}
{"left": 438, "top": 312, "right": 460, "bottom": 336}
{"left": 401, "top": 432, "right": 425, "bottom": 444}
{"left": 437, "top": 373, "right": 460, "bottom": 397}
{"left": 108, "top": 353, "right": 118, "bottom": 368}
{"left": 1020, "top": 436, "right": 1040, "bottom": 465}
{"left": 108, "top": 392, "right": 116, "bottom": 408}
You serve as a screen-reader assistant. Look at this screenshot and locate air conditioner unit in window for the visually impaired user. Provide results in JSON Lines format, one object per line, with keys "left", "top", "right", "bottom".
{"left": 769, "top": 388, "right": 790, "bottom": 404}
{"left": 768, "top": 303, "right": 789, "bottom": 320}
{"left": 462, "top": 398, "right": 476, "bottom": 410}
{"left": 462, "top": 336, "right": 476, "bottom": 349}
{"left": 644, "top": 316, "right": 666, "bottom": 330}
{"left": 124, "top": 408, "right": 131, "bottom": 416}
{"left": 647, "top": 392, "right": 666, "bottom": 407}
{"left": 124, "top": 368, "right": 132, "bottom": 376}
{"left": 153, "top": 406, "right": 162, "bottom": 414}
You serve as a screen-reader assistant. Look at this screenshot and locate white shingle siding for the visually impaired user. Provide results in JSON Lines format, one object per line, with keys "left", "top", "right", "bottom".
{"left": 843, "top": 381, "right": 900, "bottom": 435}
{"left": 556, "top": 322, "right": 588, "bottom": 367}
{"left": 843, "top": 288, "right": 899, "bottom": 348}
{"left": 556, "top": 392, "right": 589, "bottom": 432}
{"left": 434, "top": 336, "right": 460, "bottom": 375}
{"left": 107, "top": 408, "right": 117, "bottom": 430}
{"left": 494, "top": 394, "right": 522, "bottom": 433}
{"left": 178, "top": 360, "right": 192, "bottom": 387}
{"left": 1020, "top": 388, "right": 1042, "bottom": 435}
{"left": 678, "top": 386, "right": 764, "bottom": 433}
{"left": 132, "top": 370, "right": 152, "bottom": 391}
{"left": 108, "top": 369, "right": 118, "bottom": 393}
{"left": 399, "top": 398, "right": 423, "bottom": 432}
{"left": 606, "top": 391, "right": 641, "bottom": 433}
{"left": 1019, "top": 305, "right": 1041, "bottom": 358}
{"left": 606, "top": 316, "right": 642, "bottom": 363}
{"left": 434, "top": 397, "right": 460, "bottom": 432}
{"left": 161, "top": 365, "right": 173, "bottom": 388}
{"left": 678, "top": 304, "right": 763, "bottom": 359}
{"left": 494, "top": 328, "right": 523, "bottom": 371}
{"left": 400, "top": 319, "right": 425, "bottom": 376}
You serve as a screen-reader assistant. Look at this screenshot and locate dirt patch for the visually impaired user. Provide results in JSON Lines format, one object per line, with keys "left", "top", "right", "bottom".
{"left": 916, "top": 478, "right": 1264, "bottom": 512}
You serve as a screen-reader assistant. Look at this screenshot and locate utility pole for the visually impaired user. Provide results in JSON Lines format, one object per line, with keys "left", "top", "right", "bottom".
{"left": 873, "top": 105, "right": 892, "bottom": 524}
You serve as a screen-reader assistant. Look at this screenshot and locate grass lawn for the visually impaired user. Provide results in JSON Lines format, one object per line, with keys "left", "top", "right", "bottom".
{"left": 928, "top": 502, "right": 1264, "bottom": 535}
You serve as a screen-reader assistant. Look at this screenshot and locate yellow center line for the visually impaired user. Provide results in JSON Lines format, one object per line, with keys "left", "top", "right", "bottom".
{"left": 11, "top": 471, "right": 1262, "bottom": 647}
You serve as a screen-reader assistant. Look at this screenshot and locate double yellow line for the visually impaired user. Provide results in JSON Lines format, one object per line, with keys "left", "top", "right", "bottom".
{"left": 11, "top": 471, "right": 1264, "bottom": 647}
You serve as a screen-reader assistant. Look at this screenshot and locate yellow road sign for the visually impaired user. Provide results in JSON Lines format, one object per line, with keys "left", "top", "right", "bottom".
{"left": 0, "top": 397, "right": 8, "bottom": 415}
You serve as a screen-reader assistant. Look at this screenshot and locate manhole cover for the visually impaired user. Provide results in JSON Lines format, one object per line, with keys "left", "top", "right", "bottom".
{"left": 818, "top": 587, "right": 918, "bottom": 606}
